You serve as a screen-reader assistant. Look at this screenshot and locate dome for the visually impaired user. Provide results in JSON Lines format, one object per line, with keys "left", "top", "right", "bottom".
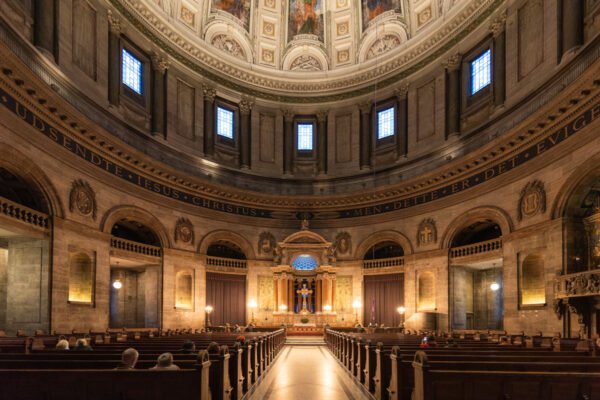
{"left": 123, "top": 0, "right": 491, "bottom": 99}
{"left": 292, "top": 255, "right": 319, "bottom": 270}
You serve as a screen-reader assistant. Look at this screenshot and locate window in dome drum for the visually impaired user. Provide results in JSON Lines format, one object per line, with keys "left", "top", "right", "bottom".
{"left": 377, "top": 107, "right": 395, "bottom": 140}
{"left": 297, "top": 123, "right": 313, "bottom": 151}
{"left": 470, "top": 49, "right": 491, "bottom": 95}
{"left": 217, "top": 106, "right": 234, "bottom": 139}
{"left": 122, "top": 49, "right": 142, "bottom": 95}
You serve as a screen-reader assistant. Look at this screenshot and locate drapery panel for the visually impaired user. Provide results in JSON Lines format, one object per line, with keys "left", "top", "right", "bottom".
{"left": 363, "top": 273, "right": 404, "bottom": 327}
{"left": 206, "top": 272, "right": 246, "bottom": 326}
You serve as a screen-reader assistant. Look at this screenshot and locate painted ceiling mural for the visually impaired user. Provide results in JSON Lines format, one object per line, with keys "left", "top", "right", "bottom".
{"left": 141, "top": 0, "right": 480, "bottom": 74}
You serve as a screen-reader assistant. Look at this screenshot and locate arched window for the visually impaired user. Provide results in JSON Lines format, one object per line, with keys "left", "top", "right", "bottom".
{"left": 292, "top": 255, "right": 318, "bottom": 270}
{"left": 111, "top": 218, "right": 161, "bottom": 246}
{"left": 520, "top": 254, "right": 545, "bottom": 306}
{"left": 363, "top": 241, "right": 404, "bottom": 260}
{"left": 175, "top": 271, "right": 193, "bottom": 309}
{"left": 417, "top": 271, "right": 435, "bottom": 311}
{"left": 451, "top": 219, "right": 501, "bottom": 247}
{"left": 207, "top": 241, "right": 246, "bottom": 259}
{"left": 68, "top": 252, "right": 94, "bottom": 303}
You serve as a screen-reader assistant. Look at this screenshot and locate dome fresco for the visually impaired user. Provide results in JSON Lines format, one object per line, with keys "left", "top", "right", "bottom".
{"left": 121, "top": 0, "right": 490, "bottom": 97}
{"left": 292, "top": 255, "right": 319, "bottom": 270}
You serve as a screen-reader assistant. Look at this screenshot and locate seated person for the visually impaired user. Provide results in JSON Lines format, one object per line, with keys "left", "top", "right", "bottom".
{"left": 234, "top": 324, "right": 241, "bottom": 333}
{"left": 115, "top": 348, "right": 139, "bottom": 370}
{"left": 151, "top": 352, "right": 180, "bottom": 370}
{"left": 419, "top": 336, "right": 438, "bottom": 348}
{"left": 72, "top": 338, "right": 93, "bottom": 351}
{"left": 55, "top": 339, "right": 69, "bottom": 350}
{"left": 206, "top": 341, "right": 220, "bottom": 355}
{"left": 181, "top": 340, "right": 196, "bottom": 353}
{"left": 445, "top": 337, "right": 459, "bottom": 348}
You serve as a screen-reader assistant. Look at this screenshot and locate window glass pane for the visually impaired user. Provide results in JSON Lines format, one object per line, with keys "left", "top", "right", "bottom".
{"left": 122, "top": 49, "right": 142, "bottom": 95}
{"left": 377, "top": 107, "right": 395, "bottom": 139}
{"left": 216, "top": 106, "right": 234, "bottom": 139}
{"left": 471, "top": 49, "right": 491, "bottom": 95}
{"left": 297, "top": 123, "right": 313, "bottom": 150}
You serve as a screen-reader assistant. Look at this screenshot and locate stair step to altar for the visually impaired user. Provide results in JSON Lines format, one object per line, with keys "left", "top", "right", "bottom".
{"left": 285, "top": 335, "right": 325, "bottom": 346}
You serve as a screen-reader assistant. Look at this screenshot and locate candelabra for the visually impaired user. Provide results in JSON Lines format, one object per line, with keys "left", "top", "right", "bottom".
{"left": 205, "top": 305, "right": 213, "bottom": 328}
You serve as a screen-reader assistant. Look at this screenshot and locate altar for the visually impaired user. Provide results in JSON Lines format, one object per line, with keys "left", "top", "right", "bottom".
{"left": 269, "top": 230, "right": 340, "bottom": 327}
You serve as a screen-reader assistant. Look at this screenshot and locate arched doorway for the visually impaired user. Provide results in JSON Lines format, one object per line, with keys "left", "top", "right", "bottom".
{"left": 109, "top": 218, "right": 163, "bottom": 329}
{"left": 448, "top": 217, "right": 504, "bottom": 330}
{"left": 362, "top": 240, "right": 405, "bottom": 327}
{"left": 0, "top": 166, "right": 53, "bottom": 335}
{"left": 204, "top": 239, "right": 247, "bottom": 327}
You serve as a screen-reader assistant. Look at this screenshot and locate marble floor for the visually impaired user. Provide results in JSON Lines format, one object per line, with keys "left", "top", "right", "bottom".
{"left": 247, "top": 345, "right": 370, "bottom": 400}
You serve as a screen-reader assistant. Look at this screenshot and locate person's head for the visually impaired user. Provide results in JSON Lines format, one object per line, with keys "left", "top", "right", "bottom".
{"left": 157, "top": 352, "right": 174, "bottom": 368}
{"left": 427, "top": 336, "right": 436, "bottom": 344}
{"left": 182, "top": 340, "right": 196, "bottom": 352}
{"left": 207, "top": 341, "right": 220, "bottom": 354}
{"left": 121, "top": 348, "right": 139, "bottom": 368}
{"left": 236, "top": 335, "right": 245, "bottom": 343}
{"left": 447, "top": 338, "right": 455, "bottom": 344}
{"left": 56, "top": 339, "right": 69, "bottom": 350}
{"left": 76, "top": 338, "right": 88, "bottom": 347}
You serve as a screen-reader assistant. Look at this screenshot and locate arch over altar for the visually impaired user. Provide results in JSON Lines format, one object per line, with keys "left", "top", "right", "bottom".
{"left": 271, "top": 230, "right": 339, "bottom": 326}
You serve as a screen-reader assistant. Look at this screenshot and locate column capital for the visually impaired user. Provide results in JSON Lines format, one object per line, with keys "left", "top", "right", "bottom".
{"left": 107, "top": 10, "right": 122, "bottom": 34}
{"left": 316, "top": 110, "right": 329, "bottom": 122}
{"left": 443, "top": 53, "right": 462, "bottom": 71}
{"left": 239, "top": 98, "right": 254, "bottom": 114}
{"left": 394, "top": 82, "right": 409, "bottom": 100}
{"left": 358, "top": 101, "right": 372, "bottom": 115}
{"left": 282, "top": 109, "right": 295, "bottom": 122}
{"left": 202, "top": 86, "right": 217, "bottom": 102}
{"left": 489, "top": 10, "right": 507, "bottom": 37}
{"left": 151, "top": 52, "right": 169, "bottom": 73}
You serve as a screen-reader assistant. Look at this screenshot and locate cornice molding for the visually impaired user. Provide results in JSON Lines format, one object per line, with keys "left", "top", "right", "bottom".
{"left": 109, "top": 0, "right": 502, "bottom": 102}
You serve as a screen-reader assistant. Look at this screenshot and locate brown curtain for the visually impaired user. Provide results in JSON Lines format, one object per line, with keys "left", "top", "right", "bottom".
{"left": 363, "top": 273, "right": 404, "bottom": 327}
{"left": 206, "top": 272, "right": 246, "bottom": 326}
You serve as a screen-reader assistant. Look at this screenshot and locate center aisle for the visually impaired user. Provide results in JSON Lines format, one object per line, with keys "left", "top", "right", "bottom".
{"left": 247, "top": 345, "right": 370, "bottom": 400}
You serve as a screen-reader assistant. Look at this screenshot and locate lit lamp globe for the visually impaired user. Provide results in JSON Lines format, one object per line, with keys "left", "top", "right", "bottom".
{"left": 112, "top": 280, "right": 122, "bottom": 290}
{"left": 278, "top": 304, "right": 287, "bottom": 312}
{"left": 397, "top": 306, "right": 405, "bottom": 314}
{"left": 490, "top": 283, "right": 500, "bottom": 291}
{"left": 323, "top": 304, "right": 332, "bottom": 313}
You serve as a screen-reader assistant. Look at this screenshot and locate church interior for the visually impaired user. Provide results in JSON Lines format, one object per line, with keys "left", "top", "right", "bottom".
{"left": 0, "top": 0, "right": 600, "bottom": 398}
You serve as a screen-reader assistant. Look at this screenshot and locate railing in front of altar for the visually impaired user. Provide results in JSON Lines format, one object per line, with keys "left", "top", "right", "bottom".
{"left": 110, "top": 236, "right": 162, "bottom": 257}
{"left": 0, "top": 195, "right": 49, "bottom": 230}
{"left": 206, "top": 256, "right": 247, "bottom": 269}
{"left": 449, "top": 238, "right": 503, "bottom": 259}
{"left": 363, "top": 256, "right": 405, "bottom": 270}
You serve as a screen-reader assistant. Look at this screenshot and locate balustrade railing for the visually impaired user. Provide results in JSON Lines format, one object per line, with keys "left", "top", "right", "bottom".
{"left": 206, "top": 256, "right": 247, "bottom": 269}
{"left": 0, "top": 195, "right": 49, "bottom": 229}
{"left": 110, "top": 236, "right": 162, "bottom": 257}
{"left": 363, "top": 256, "right": 405, "bottom": 270}
{"left": 449, "top": 238, "right": 503, "bottom": 259}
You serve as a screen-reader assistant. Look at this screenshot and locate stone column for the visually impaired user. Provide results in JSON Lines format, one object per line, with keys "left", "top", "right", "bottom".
{"left": 444, "top": 54, "right": 461, "bottom": 138}
{"left": 316, "top": 278, "right": 322, "bottom": 312}
{"left": 203, "top": 86, "right": 216, "bottom": 156}
{"left": 34, "top": 0, "right": 56, "bottom": 59}
{"left": 282, "top": 110, "right": 294, "bottom": 174}
{"left": 491, "top": 13, "right": 506, "bottom": 107}
{"left": 359, "top": 102, "right": 372, "bottom": 169}
{"left": 395, "top": 84, "right": 409, "bottom": 157}
{"left": 107, "top": 11, "right": 121, "bottom": 107}
{"left": 322, "top": 276, "right": 330, "bottom": 310}
{"left": 331, "top": 278, "right": 336, "bottom": 312}
{"left": 239, "top": 99, "right": 254, "bottom": 169}
{"left": 317, "top": 110, "right": 328, "bottom": 174}
{"left": 560, "top": 0, "right": 584, "bottom": 60}
{"left": 273, "top": 278, "right": 278, "bottom": 310}
{"left": 307, "top": 280, "right": 312, "bottom": 312}
{"left": 281, "top": 275, "right": 288, "bottom": 310}
{"left": 288, "top": 279, "right": 294, "bottom": 312}
{"left": 151, "top": 53, "right": 169, "bottom": 138}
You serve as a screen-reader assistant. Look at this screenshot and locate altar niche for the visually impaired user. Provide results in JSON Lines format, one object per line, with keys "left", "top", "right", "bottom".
{"left": 270, "top": 230, "right": 339, "bottom": 326}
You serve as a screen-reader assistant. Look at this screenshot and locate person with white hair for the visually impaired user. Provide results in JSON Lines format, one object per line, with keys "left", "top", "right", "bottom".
{"left": 151, "top": 352, "right": 180, "bottom": 370}
{"left": 55, "top": 339, "right": 69, "bottom": 350}
{"left": 73, "top": 338, "right": 93, "bottom": 351}
{"left": 114, "top": 348, "right": 139, "bottom": 369}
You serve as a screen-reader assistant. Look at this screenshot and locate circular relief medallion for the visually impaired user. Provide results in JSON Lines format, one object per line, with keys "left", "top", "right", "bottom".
{"left": 75, "top": 189, "right": 93, "bottom": 216}
{"left": 179, "top": 225, "right": 193, "bottom": 243}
